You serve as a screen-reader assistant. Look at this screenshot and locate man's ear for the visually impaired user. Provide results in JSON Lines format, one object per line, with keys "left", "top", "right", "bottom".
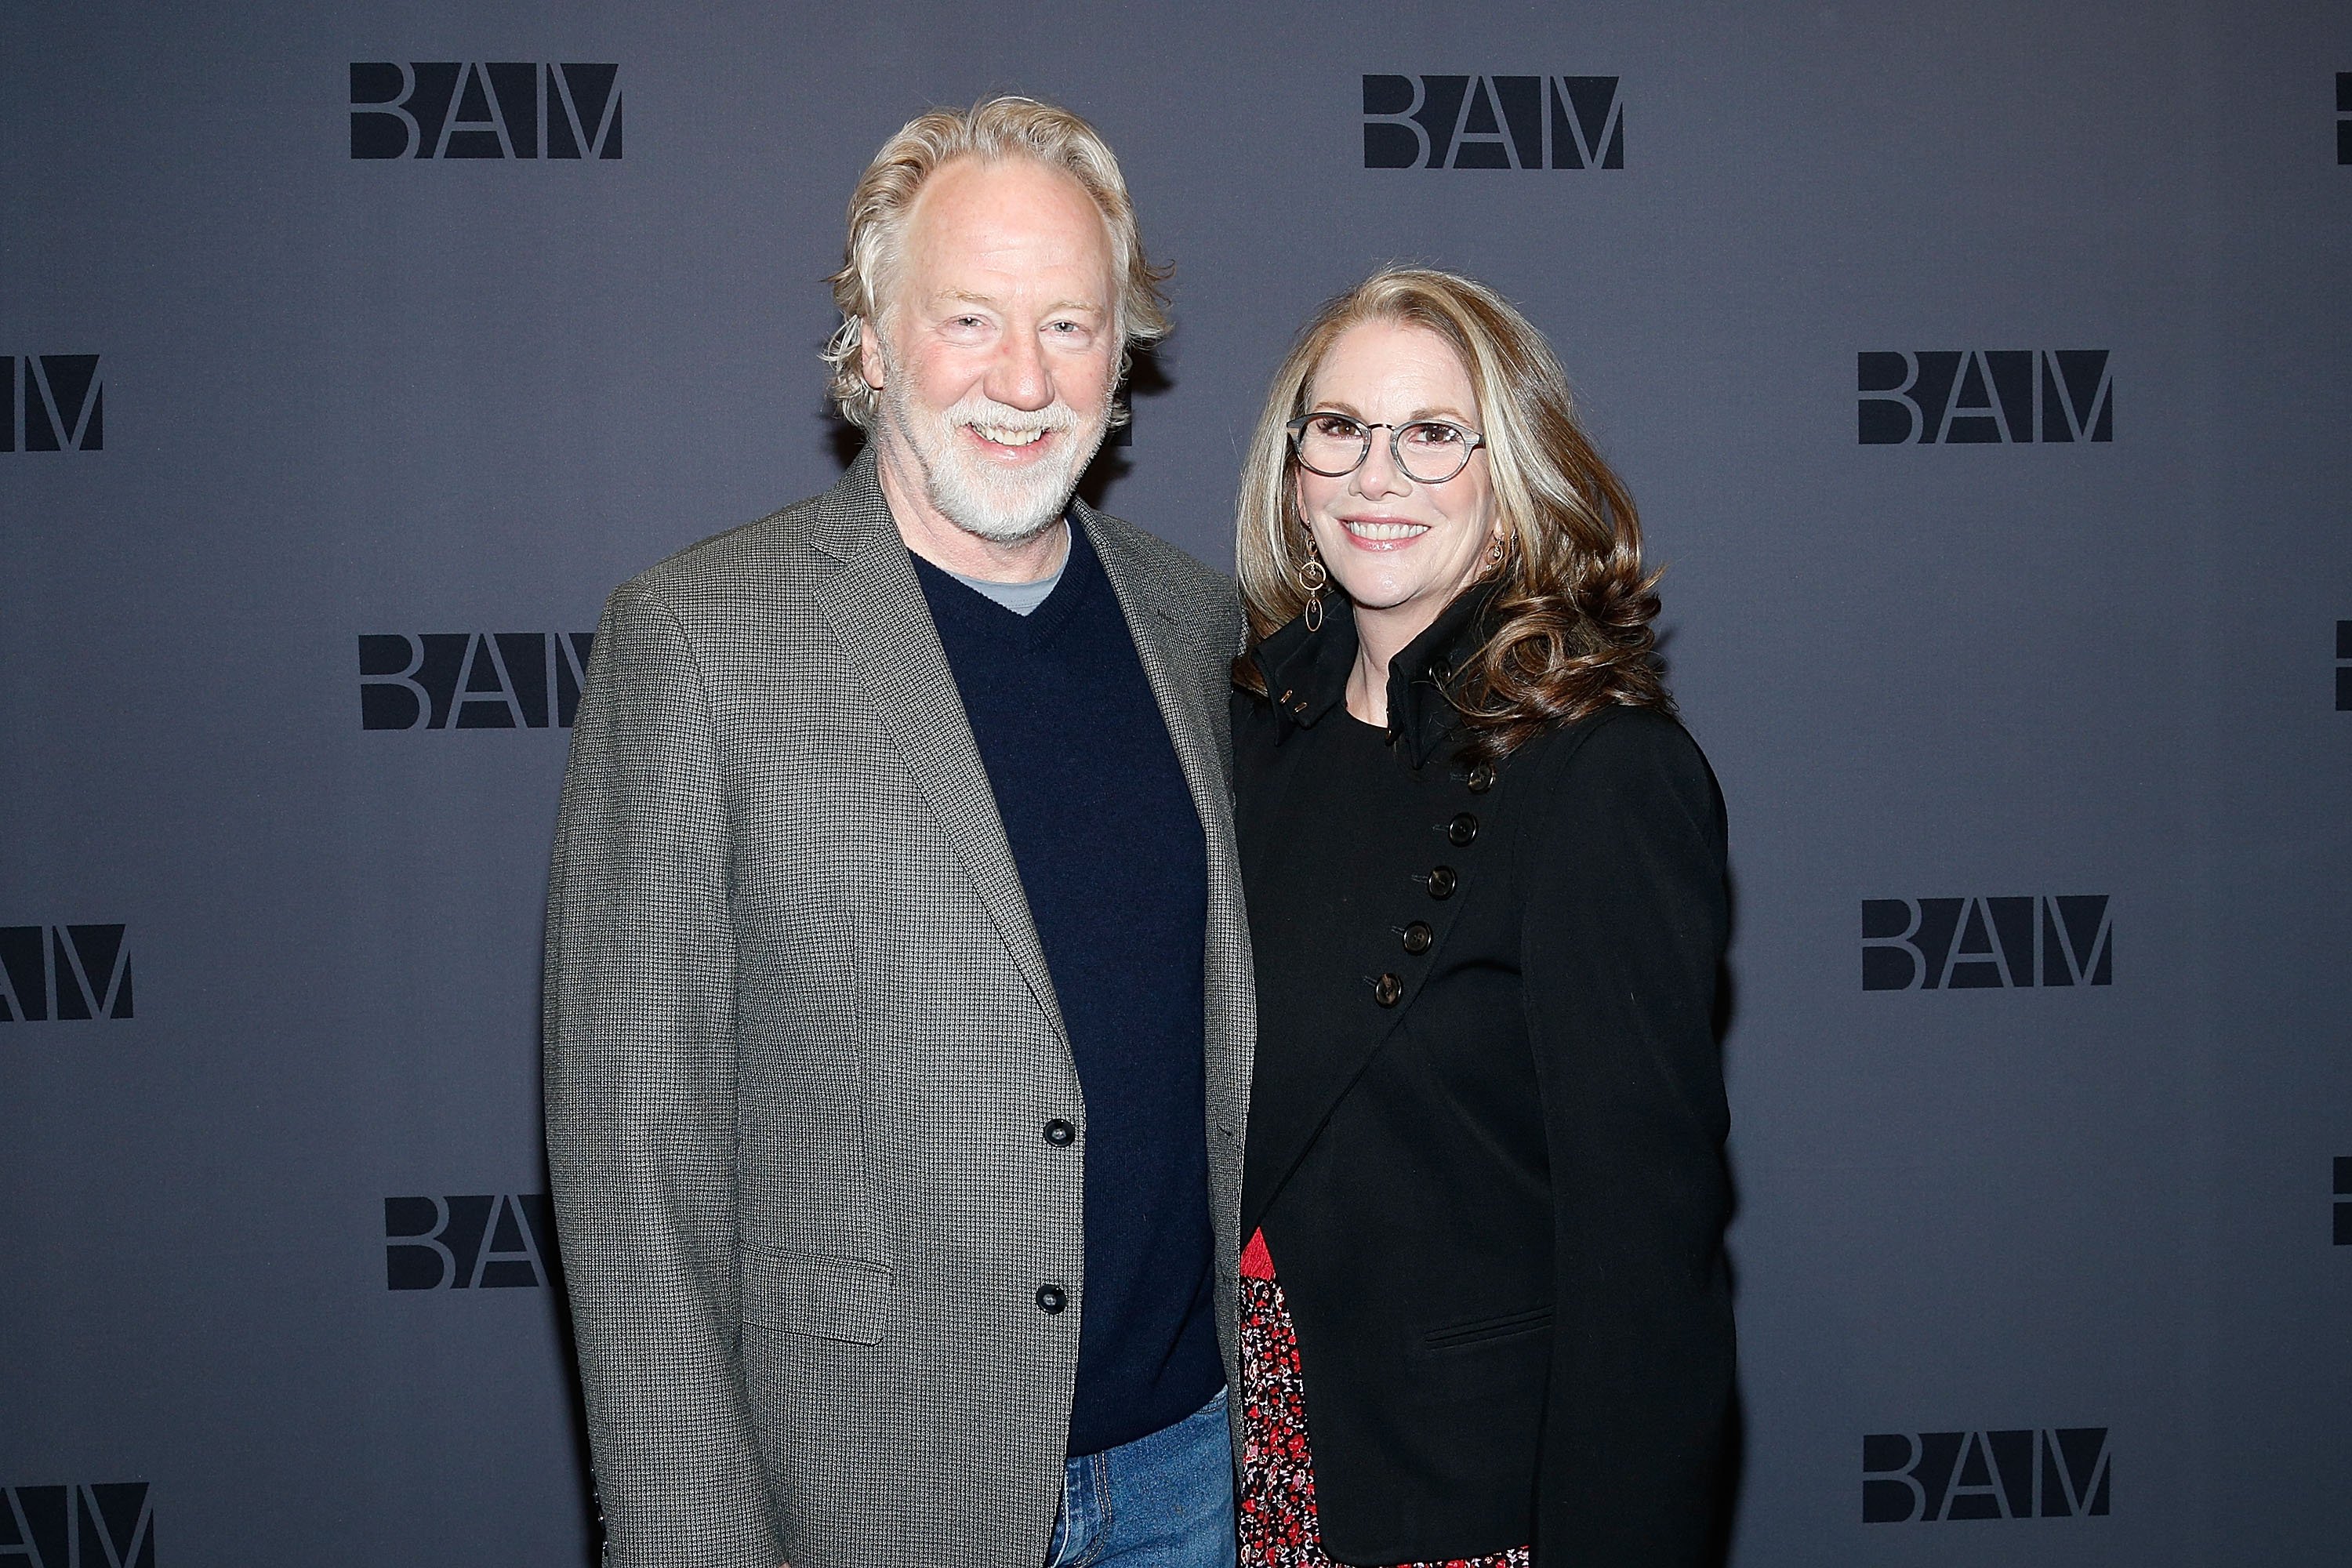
{"left": 857, "top": 318, "right": 886, "bottom": 391}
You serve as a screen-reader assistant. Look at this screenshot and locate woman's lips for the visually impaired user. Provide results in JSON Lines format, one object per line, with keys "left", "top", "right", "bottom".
{"left": 1339, "top": 517, "right": 1430, "bottom": 552}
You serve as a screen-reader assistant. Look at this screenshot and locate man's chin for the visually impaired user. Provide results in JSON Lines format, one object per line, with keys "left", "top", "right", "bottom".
{"left": 931, "top": 470, "right": 1085, "bottom": 544}
{"left": 948, "top": 508, "right": 1069, "bottom": 546}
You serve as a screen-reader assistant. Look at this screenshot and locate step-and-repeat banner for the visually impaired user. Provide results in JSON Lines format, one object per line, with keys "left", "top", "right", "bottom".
{"left": 5, "top": 3, "right": 2347, "bottom": 1563}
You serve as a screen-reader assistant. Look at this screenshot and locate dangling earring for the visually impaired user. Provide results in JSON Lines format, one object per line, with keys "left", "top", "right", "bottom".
{"left": 1300, "top": 549, "right": 1329, "bottom": 633}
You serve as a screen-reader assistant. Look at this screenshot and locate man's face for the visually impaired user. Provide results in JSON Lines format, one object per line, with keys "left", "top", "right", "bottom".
{"left": 862, "top": 156, "right": 1120, "bottom": 543}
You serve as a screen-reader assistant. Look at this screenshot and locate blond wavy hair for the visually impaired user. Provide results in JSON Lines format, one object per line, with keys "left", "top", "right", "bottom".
{"left": 1236, "top": 267, "right": 1670, "bottom": 761}
{"left": 821, "top": 96, "right": 1171, "bottom": 430}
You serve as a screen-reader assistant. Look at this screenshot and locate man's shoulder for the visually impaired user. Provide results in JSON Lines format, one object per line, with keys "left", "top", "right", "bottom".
{"left": 1082, "top": 507, "right": 1236, "bottom": 617}
{"left": 615, "top": 486, "right": 845, "bottom": 619}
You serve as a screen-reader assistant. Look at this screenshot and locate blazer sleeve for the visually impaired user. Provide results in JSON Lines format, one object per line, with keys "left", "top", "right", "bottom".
{"left": 543, "top": 580, "right": 784, "bottom": 1568}
{"left": 1519, "top": 710, "right": 1734, "bottom": 1566}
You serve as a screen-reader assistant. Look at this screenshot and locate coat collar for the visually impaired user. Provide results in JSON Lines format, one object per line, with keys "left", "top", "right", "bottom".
{"left": 805, "top": 445, "right": 1069, "bottom": 1043}
{"left": 1250, "top": 581, "right": 1503, "bottom": 768}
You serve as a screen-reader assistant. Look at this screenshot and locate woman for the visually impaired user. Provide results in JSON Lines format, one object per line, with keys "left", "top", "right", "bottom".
{"left": 1229, "top": 269, "right": 1733, "bottom": 1568}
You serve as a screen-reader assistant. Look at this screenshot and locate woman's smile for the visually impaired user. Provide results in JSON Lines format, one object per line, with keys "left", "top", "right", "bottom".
{"left": 1337, "top": 515, "right": 1432, "bottom": 550}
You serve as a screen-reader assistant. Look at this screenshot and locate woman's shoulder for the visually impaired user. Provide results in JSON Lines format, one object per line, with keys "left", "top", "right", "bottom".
{"left": 1229, "top": 681, "right": 1287, "bottom": 771}
{"left": 1511, "top": 704, "right": 1720, "bottom": 815}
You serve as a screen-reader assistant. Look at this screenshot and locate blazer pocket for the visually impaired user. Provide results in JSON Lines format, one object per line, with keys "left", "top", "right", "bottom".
{"left": 741, "top": 1247, "right": 892, "bottom": 1346}
{"left": 1423, "top": 1305, "right": 1552, "bottom": 1351}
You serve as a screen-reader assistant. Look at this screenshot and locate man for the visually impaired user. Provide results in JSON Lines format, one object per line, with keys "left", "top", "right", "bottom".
{"left": 543, "top": 97, "right": 1252, "bottom": 1568}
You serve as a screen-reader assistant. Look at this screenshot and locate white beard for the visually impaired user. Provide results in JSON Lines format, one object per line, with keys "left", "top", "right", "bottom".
{"left": 875, "top": 346, "right": 1110, "bottom": 543}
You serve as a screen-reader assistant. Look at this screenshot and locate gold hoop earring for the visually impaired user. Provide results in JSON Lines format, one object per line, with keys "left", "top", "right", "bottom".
{"left": 1300, "top": 550, "right": 1329, "bottom": 633}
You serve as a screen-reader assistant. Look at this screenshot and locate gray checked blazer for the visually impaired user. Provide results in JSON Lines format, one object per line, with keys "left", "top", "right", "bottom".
{"left": 543, "top": 448, "right": 1254, "bottom": 1568}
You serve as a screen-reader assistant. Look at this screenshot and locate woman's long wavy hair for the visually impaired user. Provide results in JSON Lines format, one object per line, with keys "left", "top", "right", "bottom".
{"left": 1234, "top": 267, "right": 1670, "bottom": 762}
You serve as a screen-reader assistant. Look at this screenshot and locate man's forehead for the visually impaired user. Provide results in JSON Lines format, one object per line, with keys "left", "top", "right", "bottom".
{"left": 904, "top": 159, "right": 1112, "bottom": 266}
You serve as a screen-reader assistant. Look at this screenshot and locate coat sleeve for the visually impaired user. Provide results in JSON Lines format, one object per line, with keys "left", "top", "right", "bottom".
{"left": 543, "top": 579, "right": 784, "bottom": 1568}
{"left": 1519, "top": 710, "right": 1734, "bottom": 1566}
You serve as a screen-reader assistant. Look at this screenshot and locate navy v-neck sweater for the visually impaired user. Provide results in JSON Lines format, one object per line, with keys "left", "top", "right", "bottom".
{"left": 912, "top": 523, "right": 1224, "bottom": 1457}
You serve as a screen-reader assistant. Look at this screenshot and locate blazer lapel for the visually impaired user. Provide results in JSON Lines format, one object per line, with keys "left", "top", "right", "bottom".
{"left": 1080, "top": 505, "right": 1220, "bottom": 818}
{"left": 809, "top": 452, "right": 1066, "bottom": 1041}
{"left": 1083, "top": 502, "right": 1256, "bottom": 1193}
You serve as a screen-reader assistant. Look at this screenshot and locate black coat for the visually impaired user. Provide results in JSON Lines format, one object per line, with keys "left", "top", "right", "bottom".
{"left": 1233, "top": 587, "right": 1733, "bottom": 1566}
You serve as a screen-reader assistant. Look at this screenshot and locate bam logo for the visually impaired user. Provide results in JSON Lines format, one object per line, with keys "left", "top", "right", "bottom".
{"left": 2335, "top": 1158, "right": 2351, "bottom": 1244}
{"left": 1858, "top": 350, "right": 2112, "bottom": 443}
{"left": 0, "top": 926, "right": 133, "bottom": 1022}
{"left": 1861, "top": 896, "right": 2111, "bottom": 990}
{"left": 2338, "top": 74, "right": 2350, "bottom": 164}
{"left": 1864, "top": 1428, "right": 2110, "bottom": 1521}
{"left": 0, "top": 1482, "right": 154, "bottom": 1567}
{"left": 350, "top": 63, "right": 622, "bottom": 159}
{"left": 1363, "top": 75, "right": 1622, "bottom": 169}
{"left": 4, "top": 356, "right": 103, "bottom": 452}
{"left": 2336, "top": 621, "right": 2350, "bottom": 710}
{"left": 386, "top": 1193, "right": 557, "bottom": 1289}
{"left": 359, "top": 632, "right": 594, "bottom": 729}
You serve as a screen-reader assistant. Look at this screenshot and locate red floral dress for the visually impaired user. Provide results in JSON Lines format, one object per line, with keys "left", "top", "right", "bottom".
{"left": 1236, "top": 1229, "right": 1533, "bottom": 1568}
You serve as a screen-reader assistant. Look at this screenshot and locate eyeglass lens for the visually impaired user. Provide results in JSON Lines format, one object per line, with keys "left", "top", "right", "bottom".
{"left": 1294, "top": 415, "right": 1477, "bottom": 484}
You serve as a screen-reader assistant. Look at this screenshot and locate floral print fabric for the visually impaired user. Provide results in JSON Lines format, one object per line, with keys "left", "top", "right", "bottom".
{"left": 1236, "top": 1229, "right": 1532, "bottom": 1568}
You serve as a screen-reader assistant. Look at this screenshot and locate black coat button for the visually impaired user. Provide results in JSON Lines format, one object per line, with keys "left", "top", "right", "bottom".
{"left": 1428, "top": 866, "right": 1458, "bottom": 899}
{"left": 1402, "top": 921, "right": 1433, "bottom": 954}
{"left": 1036, "top": 1284, "right": 1068, "bottom": 1314}
{"left": 1431, "top": 657, "right": 1454, "bottom": 683}
{"left": 1374, "top": 973, "right": 1403, "bottom": 1007}
{"left": 1446, "top": 812, "right": 1480, "bottom": 847}
{"left": 1467, "top": 763, "right": 1495, "bottom": 793}
{"left": 1043, "top": 1119, "right": 1076, "bottom": 1146}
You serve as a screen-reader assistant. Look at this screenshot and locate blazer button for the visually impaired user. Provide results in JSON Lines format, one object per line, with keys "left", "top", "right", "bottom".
{"left": 1043, "top": 1118, "right": 1076, "bottom": 1146}
{"left": 1401, "top": 921, "right": 1433, "bottom": 955}
{"left": 1036, "top": 1284, "right": 1068, "bottom": 1315}
{"left": 1431, "top": 657, "right": 1454, "bottom": 683}
{"left": 1446, "top": 812, "right": 1480, "bottom": 847}
{"left": 1467, "top": 763, "right": 1495, "bottom": 793}
{"left": 1373, "top": 972, "right": 1403, "bottom": 1007}
{"left": 1427, "top": 865, "right": 1458, "bottom": 899}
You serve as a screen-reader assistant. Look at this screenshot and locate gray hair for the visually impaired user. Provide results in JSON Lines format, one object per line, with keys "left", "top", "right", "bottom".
{"left": 821, "top": 96, "right": 1171, "bottom": 429}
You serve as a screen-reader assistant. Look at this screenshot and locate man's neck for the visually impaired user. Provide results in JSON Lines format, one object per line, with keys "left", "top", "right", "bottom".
{"left": 876, "top": 437, "right": 1070, "bottom": 584}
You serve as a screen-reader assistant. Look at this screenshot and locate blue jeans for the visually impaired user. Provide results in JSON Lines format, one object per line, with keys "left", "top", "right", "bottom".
{"left": 1044, "top": 1388, "right": 1237, "bottom": 1568}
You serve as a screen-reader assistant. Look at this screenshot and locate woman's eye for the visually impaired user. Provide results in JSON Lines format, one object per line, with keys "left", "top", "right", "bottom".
{"left": 1406, "top": 423, "right": 1463, "bottom": 447}
{"left": 1311, "top": 416, "right": 1359, "bottom": 437}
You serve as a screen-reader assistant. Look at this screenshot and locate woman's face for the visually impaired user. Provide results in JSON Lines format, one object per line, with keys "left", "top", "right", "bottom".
{"left": 1294, "top": 319, "right": 1500, "bottom": 637}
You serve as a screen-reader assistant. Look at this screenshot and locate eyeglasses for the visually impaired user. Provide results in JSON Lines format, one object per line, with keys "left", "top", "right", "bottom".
{"left": 1285, "top": 412, "right": 1486, "bottom": 485}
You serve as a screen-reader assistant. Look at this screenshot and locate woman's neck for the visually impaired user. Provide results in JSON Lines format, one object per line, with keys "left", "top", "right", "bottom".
{"left": 1343, "top": 601, "right": 1441, "bottom": 728}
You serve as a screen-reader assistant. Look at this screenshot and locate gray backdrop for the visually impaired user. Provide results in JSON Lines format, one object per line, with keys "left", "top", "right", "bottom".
{"left": 5, "top": 2, "right": 2348, "bottom": 1563}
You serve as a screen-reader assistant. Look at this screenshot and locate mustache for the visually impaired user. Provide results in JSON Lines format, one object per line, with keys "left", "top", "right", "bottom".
{"left": 944, "top": 396, "right": 1081, "bottom": 436}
